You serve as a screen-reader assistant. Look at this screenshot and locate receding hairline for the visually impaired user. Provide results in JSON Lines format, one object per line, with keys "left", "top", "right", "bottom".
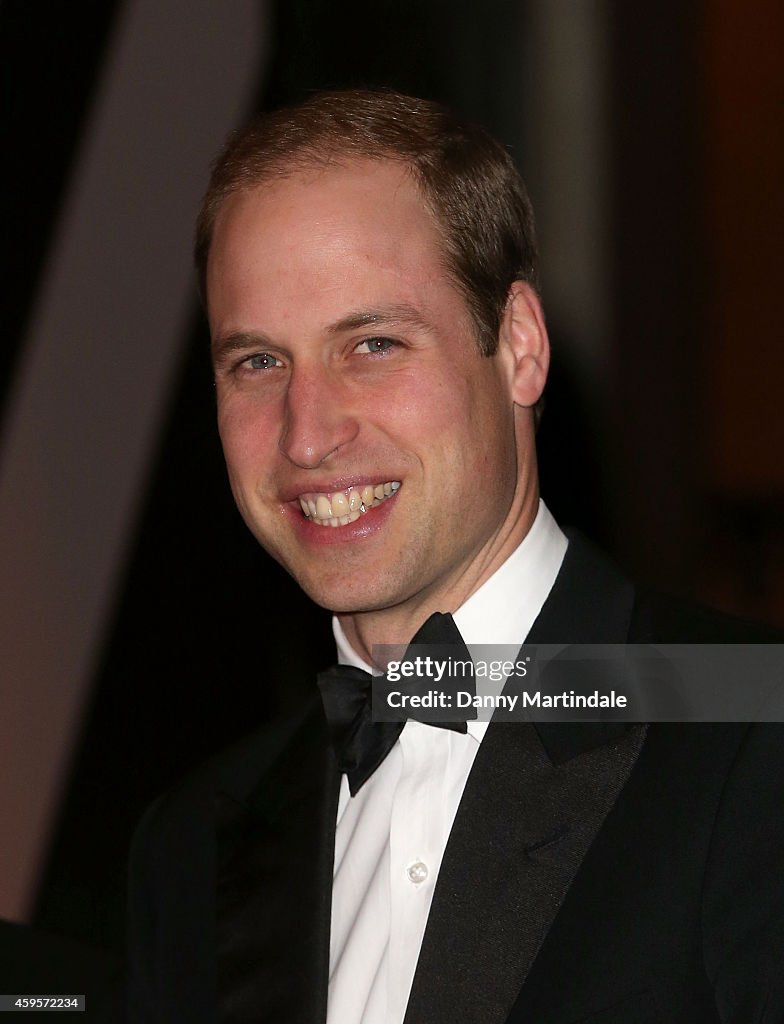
{"left": 201, "top": 147, "right": 452, "bottom": 269}
{"left": 209, "top": 148, "right": 424, "bottom": 210}
{"left": 200, "top": 150, "right": 466, "bottom": 319}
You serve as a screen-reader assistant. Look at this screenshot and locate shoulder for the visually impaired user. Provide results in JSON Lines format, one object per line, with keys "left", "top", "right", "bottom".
{"left": 630, "top": 588, "right": 784, "bottom": 642}
{"left": 561, "top": 530, "right": 782, "bottom": 642}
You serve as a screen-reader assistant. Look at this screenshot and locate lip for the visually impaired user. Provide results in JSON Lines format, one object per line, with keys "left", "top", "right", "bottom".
{"left": 284, "top": 485, "right": 400, "bottom": 545}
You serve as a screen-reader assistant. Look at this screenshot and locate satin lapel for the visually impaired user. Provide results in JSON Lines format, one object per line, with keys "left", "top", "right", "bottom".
{"left": 214, "top": 703, "right": 340, "bottom": 1024}
{"left": 404, "top": 536, "right": 647, "bottom": 1024}
{"left": 404, "top": 721, "right": 646, "bottom": 1024}
{"left": 526, "top": 531, "right": 637, "bottom": 647}
{"left": 525, "top": 531, "right": 637, "bottom": 764}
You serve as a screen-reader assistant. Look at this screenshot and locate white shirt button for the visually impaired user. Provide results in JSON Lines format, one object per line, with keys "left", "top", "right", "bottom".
{"left": 407, "top": 861, "right": 429, "bottom": 885}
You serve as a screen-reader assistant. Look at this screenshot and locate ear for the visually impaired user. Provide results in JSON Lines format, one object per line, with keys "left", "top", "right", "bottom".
{"left": 498, "top": 280, "right": 550, "bottom": 407}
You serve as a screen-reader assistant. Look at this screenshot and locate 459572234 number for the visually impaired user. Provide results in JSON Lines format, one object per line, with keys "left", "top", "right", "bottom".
{"left": 0, "top": 995, "right": 84, "bottom": 1011}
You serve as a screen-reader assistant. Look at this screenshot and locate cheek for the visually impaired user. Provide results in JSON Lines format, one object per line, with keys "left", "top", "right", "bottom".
{"left": 221, "top": 391, "right": 278, "bottom": 452}
{"left": 464, "top": 393, "right": 519, "bottom": 503}
{"left": 391, "top": 363, "right": 514, "bottom": 463}
{"left": 384, "top": 364, "right": 471, "bottom": 432}
{"left": 217, "top": 398, "right": 280, "bottom": 486}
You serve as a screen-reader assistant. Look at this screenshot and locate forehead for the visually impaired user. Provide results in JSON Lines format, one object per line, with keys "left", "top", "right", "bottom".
{"left": 217, "top": 153, "right": 431, "bottom": 218}
{"left": 206, "top": 159, "right": 455, "bottom": 322}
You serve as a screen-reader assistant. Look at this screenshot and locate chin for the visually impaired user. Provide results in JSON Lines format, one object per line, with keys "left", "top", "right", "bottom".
{"left": 294, "top": 571, "right": 409, "bottom": 617}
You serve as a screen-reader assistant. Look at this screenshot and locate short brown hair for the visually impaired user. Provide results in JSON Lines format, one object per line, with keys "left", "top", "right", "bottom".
{"left": 195, "top": 88, "right": 539, "bottom": 356}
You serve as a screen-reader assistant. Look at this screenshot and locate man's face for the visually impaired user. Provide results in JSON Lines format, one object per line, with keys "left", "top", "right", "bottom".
{"left": 208, "top": 159, "right": 536, "bottom": 618}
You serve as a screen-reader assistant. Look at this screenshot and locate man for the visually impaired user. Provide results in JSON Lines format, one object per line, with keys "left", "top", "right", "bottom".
{"left": 128, "top": 90, "right": 784, "bottom": 1023}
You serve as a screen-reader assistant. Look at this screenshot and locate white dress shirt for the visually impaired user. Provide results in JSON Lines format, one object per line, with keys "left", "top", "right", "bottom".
{"left": 327, "top": 501, "right": 568, "bottom": 1024}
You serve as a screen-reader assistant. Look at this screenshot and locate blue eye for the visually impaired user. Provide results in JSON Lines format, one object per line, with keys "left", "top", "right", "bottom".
{"left": 357, "top": 336, "right": 396, "bottom": 355}
{"left": 247, "top": 353, "right": 279, "bottom": 370}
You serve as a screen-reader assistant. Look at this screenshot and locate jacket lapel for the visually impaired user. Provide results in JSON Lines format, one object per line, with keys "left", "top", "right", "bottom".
{"left": 404, "top": 536, "right": 648, "bottom": 1024}
{"left": 214, "top": 700, "right": 339, "bottom": 1024}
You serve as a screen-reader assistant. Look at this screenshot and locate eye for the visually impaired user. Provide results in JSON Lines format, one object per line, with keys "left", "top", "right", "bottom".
{"left": 355, "top": 336, "right": 397, "bottom": 355}
{"left": 245, "top": 352, "right": 280, "bottom": 370}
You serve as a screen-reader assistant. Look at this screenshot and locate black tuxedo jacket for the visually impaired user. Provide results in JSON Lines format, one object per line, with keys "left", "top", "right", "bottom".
{"left": 127, "top": 538, "right": 784, "bottom": 1023}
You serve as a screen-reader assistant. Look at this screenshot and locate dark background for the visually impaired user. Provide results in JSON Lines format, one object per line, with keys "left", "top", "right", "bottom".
{"left": 2, "top": 0, "right": 782, "bottom": 972}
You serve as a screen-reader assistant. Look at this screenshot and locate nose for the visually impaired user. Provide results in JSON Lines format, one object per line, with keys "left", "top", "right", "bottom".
{"left": 279, "top": 364, "right": 359, "bottom": 469}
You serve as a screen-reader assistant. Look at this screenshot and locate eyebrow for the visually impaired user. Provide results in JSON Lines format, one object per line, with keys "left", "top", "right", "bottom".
{"left": 211, "top": 304, "right": 434, "bottom": 363}
{"left": 211, "top": 331, "right": 270, "bottom": 363}
{"left": 326, "top": 304, "right": 434, "bottom": 336}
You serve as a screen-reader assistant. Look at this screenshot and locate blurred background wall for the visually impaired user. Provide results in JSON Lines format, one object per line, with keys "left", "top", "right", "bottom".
{"left": 1, "top": 0, "right": 782, "bottom": 962}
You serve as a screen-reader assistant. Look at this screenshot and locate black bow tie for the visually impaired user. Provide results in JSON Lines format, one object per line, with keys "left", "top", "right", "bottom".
{"left": 318, "top": 612, "right": 472, "bottom": 795}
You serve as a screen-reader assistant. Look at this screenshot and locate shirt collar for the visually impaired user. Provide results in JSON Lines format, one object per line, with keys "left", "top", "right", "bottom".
{"left": 452, "top": 499, "right": 567, "bottom": 647}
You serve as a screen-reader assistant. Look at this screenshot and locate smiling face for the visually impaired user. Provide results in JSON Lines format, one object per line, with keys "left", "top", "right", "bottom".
{"left": 208, "top": 159, "right": 545, "bottom": 643}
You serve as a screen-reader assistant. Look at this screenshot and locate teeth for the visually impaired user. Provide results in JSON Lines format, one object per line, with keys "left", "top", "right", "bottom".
{"left": 316, "top": 495, "right": 331, "bottom": 519}
{"left": 298, "top": 482, "right": 401, "bottom": 528}
{"left": 331, "top": 491, "right": 349, "bottom": 516}
{"left": 348, "top": 490, "right": 362, "bottom": 512}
